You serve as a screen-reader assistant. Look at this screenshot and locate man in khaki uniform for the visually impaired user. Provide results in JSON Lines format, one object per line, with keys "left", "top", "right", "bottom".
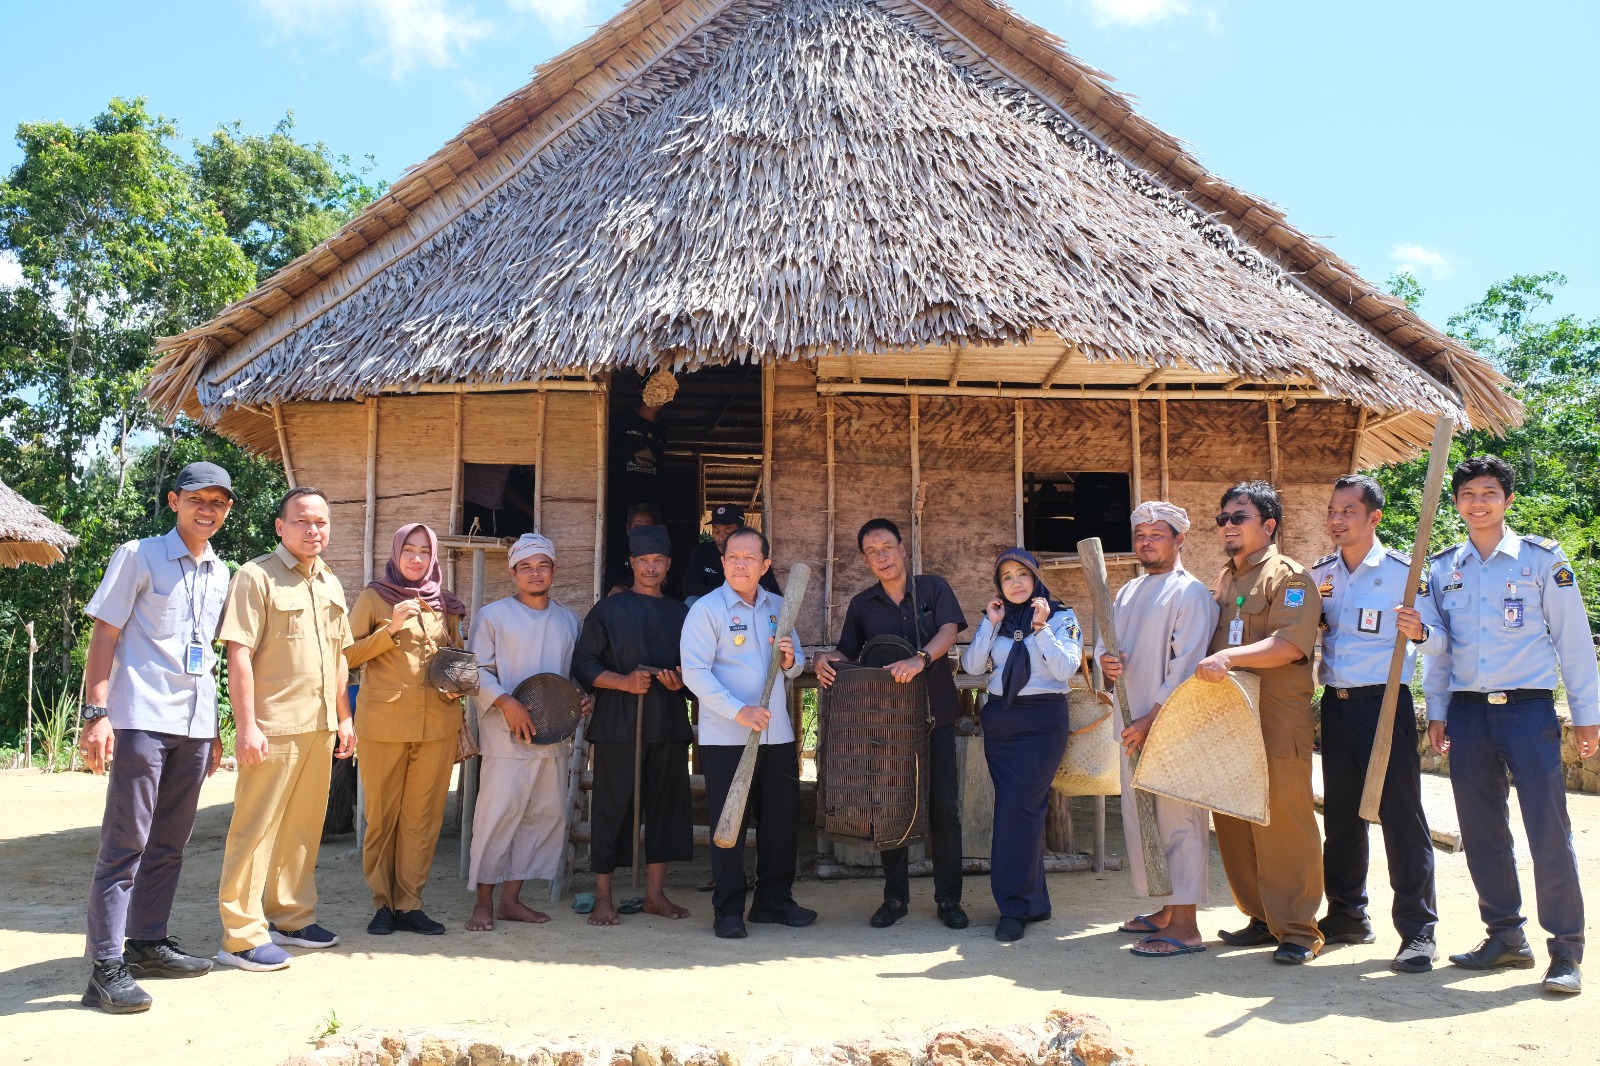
{"left": 216, "top": 487, "right": 356, "bottom": 971}
{"left": 1195, "top": 481, "right": 1324, "bottom": 964}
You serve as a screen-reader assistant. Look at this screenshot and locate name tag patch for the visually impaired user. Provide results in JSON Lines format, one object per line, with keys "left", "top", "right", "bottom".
{"left": 1503, "top": 599, "right": 1524, "bottom": 630}
{"left": 1283, "top": 588, "right": 1306, "bottom": 608}
{"left": 1227, "top": 618, "right": 1244, "bottom": 646}
{"left": 1357, "top": 608, "right": 1382, "bottom": 634}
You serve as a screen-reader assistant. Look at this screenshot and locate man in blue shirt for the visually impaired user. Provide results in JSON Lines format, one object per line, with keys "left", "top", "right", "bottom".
{"left": 1417, "top": 455, "right": 1599, "bottom": 994}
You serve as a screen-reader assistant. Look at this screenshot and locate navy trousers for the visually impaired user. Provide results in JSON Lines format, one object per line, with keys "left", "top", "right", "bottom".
{"left": 1320, "top": 687, "right": 1438, "bottom": 940}
{"left": 701, "top": 742, "right": 800, "bottom": 919}
{"left": 84, "top": 729, "right": 211, "bottom": 961}
{"left": 881, "top": 724, "right": 963, "bottom": 906}
{"left": 982, "top": 693, "right": 1070, "bottom": 921}
{"left": 1447, "top": 693, "right": 1585, "bottom": 962}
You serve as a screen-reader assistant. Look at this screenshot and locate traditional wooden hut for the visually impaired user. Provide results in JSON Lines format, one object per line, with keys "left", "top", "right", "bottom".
{"left": 146, "top": 0, "right": 1520, "bottom": 640}
{"left": 0, "top": 479, "right": 77, "bottom": 569}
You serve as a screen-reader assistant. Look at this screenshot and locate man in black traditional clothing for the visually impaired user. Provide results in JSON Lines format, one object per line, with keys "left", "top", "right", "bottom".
{"left": 573, "top": 524, "right": 694, "bottom": 926}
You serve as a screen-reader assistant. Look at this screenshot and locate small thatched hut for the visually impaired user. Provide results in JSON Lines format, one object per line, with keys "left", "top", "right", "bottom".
{"left": 0, "top": 479, "right": 77, "bottom": 569}
{"left": 147, "top": 0, "right": 1519, "bottom": 637}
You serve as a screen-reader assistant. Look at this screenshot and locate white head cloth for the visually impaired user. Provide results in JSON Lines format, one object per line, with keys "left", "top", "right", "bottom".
{"left": 1129, "top": 501, "right": 1190, "bottom": 534}
{"left": 508, "top": 533, "right": 556, "bottom": 570}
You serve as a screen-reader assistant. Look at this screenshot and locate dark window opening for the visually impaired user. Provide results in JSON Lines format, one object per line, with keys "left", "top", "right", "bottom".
{"left": 461, "top": 463, "right": 537, "bottom": 538}
{"left": 1023, "top": 471, "right": 1132, "bottom": 554}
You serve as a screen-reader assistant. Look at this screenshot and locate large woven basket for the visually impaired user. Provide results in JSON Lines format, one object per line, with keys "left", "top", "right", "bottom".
{"left": 818, "top": 662, "right": 930, "bottom": 852}
{"left": 510, "top": 673, "right": 582, "bottom": 745}
{"left": 426, "top": 647, "right": 480, "bottom": 695}
{"left": 1132, "top": 671, "right": 1268, "bottom": 824}
{"left": 1053, "top": 678, "right": 1120, "bottom": 796}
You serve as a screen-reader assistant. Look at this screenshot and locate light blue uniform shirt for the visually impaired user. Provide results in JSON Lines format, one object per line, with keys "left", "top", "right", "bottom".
{"left": 1310, "top": 539, "right": 1439, "bottom": 689}
{"left": 681, "top": 582, "right": 806, "bottom": 746}
{"left": 961, "top": 607, "right": 1084, "bottom": 696}
{"left": 84, "top": 528, "right": 229, "bottom": 738}
{"left": 1415, "top": 528, "right": 1600, "bottom": 727}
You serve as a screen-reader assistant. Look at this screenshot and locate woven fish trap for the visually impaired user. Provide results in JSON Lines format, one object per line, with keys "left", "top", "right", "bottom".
{"left": 426, "top": 647, "right": 480, "bottom": 695}
{"left": 1053, "top": 676, "right": 1120, "bottom": 796}
{"left": 819, "top": 662, "right": 930, "bottom": 852}
{"left": 510, "top": 673, "right": 582, "bottom": 745}
{"left": 858, "top": 634, "right": 916, "bottom": 668}
{"left": 1132, "top": 671, "right": 1268, "bottom": 825}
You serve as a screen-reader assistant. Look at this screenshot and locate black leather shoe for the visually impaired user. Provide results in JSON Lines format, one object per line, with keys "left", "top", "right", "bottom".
{"left": 1543, "top": 957, "right": 1582, "bottom": 994}
{"left": 82, "top": 961, "right": 152, "bottom": 1014}
{"left": 1273, "top": 943, "right": 1315, "bottom": 965}
{"left": 392, "top": 909, "right": 446, "bottom": 936}
{"left": 748, "top": 900, "right": 817, "bottom": 927}
{"left": 870, "top": 899, "right": 908, "bottom": 928}
{"left": 1218, "top": 918, "right": 1276, "bottom": 947}
{"left": 1449, "top": 936, "right": 1536, "bottom": 971}
{"left": 123, "top": 937, "right": 211, "bottom": 978}
{"left": 367, "top": 907, "right": 395, "bottom": 935}
{"left": 995, "top": 917, "right": 1025, "bottom": 942}
{"left": 714, "top": 913, "right": 748, "bottom": 939}
{"left": 1318, "top": 912, "right": 1376, "bottom": 945}
{"left": 937, "top": 902, "right": 970, "bottom": 930}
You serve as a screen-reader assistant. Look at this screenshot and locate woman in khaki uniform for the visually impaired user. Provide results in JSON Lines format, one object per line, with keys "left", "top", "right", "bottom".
{"left": 348, "top": 523, "right": 468, "bottom": 936}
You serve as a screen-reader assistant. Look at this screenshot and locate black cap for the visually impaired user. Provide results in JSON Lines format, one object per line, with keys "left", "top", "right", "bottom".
{"left": 173, "top": 462, "right": 233, "bottom": 499}
{"left": 709, "top": 504, "right": 744, "bottom": 526}
{"left": 628, "top": 524, "right": 672, "bottom": 558}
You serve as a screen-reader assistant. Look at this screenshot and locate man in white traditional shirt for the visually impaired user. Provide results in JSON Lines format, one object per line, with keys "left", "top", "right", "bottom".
{"left": 1098, "top": 501, "right": 1219, "bottom": 957}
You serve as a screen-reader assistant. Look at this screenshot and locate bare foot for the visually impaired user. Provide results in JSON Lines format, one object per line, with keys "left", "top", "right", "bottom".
{"left": 465, "top": 903, "right": 495, "bottom": 932}
{"left": 588, "top": 899, "right": 621, "bottom": 926}
{"left": 496, "top": 899, "right": 551, "bottom": 924}
{"left": 642, "top": 893, "right": 690, "bottom": 919}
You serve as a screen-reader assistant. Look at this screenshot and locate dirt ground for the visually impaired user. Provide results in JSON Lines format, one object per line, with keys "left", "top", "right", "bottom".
{"left": 2, "top": 767, "right": 1594, "bottom": 1066}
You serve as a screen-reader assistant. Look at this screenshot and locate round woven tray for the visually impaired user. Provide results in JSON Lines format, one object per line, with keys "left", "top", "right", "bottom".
{"left": 1132, "top": 671, "right": 1268, "bottom": 824}
{"left": 510, "top": 673, "right": 582, "bottom": 744}
{"left": 426, "top": 647, "right": 480, "bottom": 695}
{"left": 859, "top": 634, "right": 916, "bottom": 668}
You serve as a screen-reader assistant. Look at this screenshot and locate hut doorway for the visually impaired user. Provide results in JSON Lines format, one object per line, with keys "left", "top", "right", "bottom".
{"left": 605, "top": 363, "right": 764, "bottom": 597}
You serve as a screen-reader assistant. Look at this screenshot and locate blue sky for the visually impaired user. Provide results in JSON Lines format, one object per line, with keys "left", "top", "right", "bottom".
{"left": 3, "top": 0, "right": 1595, "bottom": 326}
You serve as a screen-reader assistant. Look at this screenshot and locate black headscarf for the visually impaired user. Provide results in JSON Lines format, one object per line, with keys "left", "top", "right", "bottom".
{"left": 991, "top": 547, "right": 1065, "bottom": 710}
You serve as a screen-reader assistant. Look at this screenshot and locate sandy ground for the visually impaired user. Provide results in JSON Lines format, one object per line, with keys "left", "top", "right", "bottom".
{"left": 2, "top": 767, "right": 1595, "bottom": 1066}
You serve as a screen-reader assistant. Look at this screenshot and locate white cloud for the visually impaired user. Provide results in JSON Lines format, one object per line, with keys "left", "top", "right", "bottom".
{"left": 0, "top": 251, "right": 21, "bottom": 290}
{"left": 254, "top": 0, "right": 493, "bottom": 78}
{"left": 1084, "top": 0, "right": 1190, "bottom": 25}
{"left": 1390, "top": 243, "right": 1456, "bottom": 279}
{"left": 508, "top": 0, "right": 601, "bottom": 41}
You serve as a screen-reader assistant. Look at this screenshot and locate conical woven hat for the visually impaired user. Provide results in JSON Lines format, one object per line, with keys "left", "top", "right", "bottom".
{"left": 1132, "top": 670, "right": 1269, "bottom": 824}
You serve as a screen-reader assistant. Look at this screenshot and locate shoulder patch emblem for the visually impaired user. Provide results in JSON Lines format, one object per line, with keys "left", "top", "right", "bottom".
{"left": 1554, "top": 565, "right": 1576, "bottom": 588}
{"left": 1284, "top": 587, "right": 1307, "bottom": 608}
{"left": 1523, "top": 534, "right": 1560, "bottom": 552}
{"left": 1417, "top": 575, "right": 1431, "bottom": 597}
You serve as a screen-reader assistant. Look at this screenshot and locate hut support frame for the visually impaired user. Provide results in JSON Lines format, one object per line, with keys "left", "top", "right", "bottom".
{"left": 1158, "top": 389, "right": 1170, "bottom": 500}
{"left": 910, "top": 393, "right": 922, "bottom": 573}
{"left": 1128, "top": 399, "right": 1143, "bottom": 507}
{"left": 459, "top": 547, "right": 487, "bottom": 878}
{"left": 1350, "top": 408, "right": 1369, "bottom": 474}
{"left": 593, "top": 390, "right": 607, "bottom": 603}
{"left": 534, "top": 392, "right": 547, "bottom": 532}
{"left": 1267, "top": 399, "right": 1281, "bottom": 487}
{"left": 1012, "top": 402, "right": 1024, "bottom": 544}
{"left": 824, "top": 397, "right": 837, "bottom": 639}
{"left": 273, "top": 402, "right": 297, "bottom": 489}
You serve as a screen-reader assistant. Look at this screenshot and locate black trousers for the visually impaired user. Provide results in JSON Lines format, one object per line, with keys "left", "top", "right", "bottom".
{"left": 589, "top": 740, "right": 694, "bottom": 875}
{"left": 1320, "top": 686, "right": 1438, "bottom": 940}
{"left": 880, "top": 723, "right": 963, "bottom": 905}
{"left": 701, "top": 742, "right": 800, "bottom": 918}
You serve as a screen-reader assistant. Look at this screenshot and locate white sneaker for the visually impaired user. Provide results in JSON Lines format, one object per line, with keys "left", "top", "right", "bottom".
{"left": 1392, "top": 935, "right": 1439, "bottom": 974}
{"left": 215, "top": 943, "right": 292, "bottom": 971}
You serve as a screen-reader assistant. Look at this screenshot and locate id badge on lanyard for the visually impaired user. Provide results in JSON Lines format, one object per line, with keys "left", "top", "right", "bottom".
{"left": 1503, "top": 582, "right": 1524, "bottom": 630}
{"left": 186, "top": 641, "right": 206, "bottom": 675}
{"left": 1227, "top": 596, "right": 1245, "bottom": 647}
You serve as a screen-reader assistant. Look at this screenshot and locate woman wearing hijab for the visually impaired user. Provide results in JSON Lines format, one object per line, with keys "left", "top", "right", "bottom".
{"left": 347, "top": 523, "right": 469, "bottom": 937}
{"left": 961, "top": 548, "right": 1083, "bottom": 941}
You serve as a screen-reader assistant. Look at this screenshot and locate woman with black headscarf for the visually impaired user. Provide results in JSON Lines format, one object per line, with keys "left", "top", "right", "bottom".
{"left": 961, "top": 547, "right": 1083, "bottom": 940}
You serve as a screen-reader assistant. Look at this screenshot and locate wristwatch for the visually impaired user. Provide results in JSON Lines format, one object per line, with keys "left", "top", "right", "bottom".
{"left": 81, "top": 704, "right": 109, "bottom": 723}
{"left": 917, "top": 649, "right": 933, "bottom": 667}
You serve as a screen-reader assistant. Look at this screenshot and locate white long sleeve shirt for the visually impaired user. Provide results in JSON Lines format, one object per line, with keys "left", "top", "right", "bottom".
{"left": 681, "top": 582, "right": 805, "bottom": 746}
{"left": 961, "top": 607, "right": 1083, "bottom": 696}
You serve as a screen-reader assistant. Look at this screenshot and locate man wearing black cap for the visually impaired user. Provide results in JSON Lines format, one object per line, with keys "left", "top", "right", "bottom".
{"left": 574, "top": 524, "right": 695, "bottom": 926}
{"left": 682, "top": 505, "right": 780, "bottom": 604}
{"left": 77, "top": 462, "right": 235, "bottom": 1012}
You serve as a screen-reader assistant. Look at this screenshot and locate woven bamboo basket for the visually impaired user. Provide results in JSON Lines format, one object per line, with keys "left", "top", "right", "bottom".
{"left": 818, "top": 662, "right": 930, "bottom": 852}
{"left": 510, "top": 673, "right": 582, "bottom": 744}
{"left": 1053, "top": 676, "right": 1120, "bottom": 796}
{"left": 1132, "top": 671, "right": 1268, "bottom": 824}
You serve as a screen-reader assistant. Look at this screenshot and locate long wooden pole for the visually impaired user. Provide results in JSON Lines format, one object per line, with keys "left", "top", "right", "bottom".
{"left": 1013, "top": 402, "right": 1024, "bottom": 544}
{"left": 1349, "top": 408, "right": 1369, "bottom": 474}
{"left": 909, "top": 393, "right": 922, "bottom": 573}
{"left": 534, "top": 392, "right": 547, "bottom": 534}
{"left": 24, "top": 621, "right": 34, "bottom": 767}
{"left": 761, "top": 364, "right": 774, "bottom": 536}
{"left": 594, "top": 390, "right": 607, "bottom": 604}
{"left": 272, "top": 402, "right": 298, "bottom": 490}
{"left": 1128, "top": 400, "right": 1143, "bottom": 506}
{"left": 363, "top": 397, "right": 378, "bottom": 584}
{"left": 824, "top": 397, "right": 837, "bottom": 640}
{"left": 459, "top": 547, "right": 487, "bottom": 877}
{"left": 449, "top": 393, "right": 464, "bottom": 535}
{"left": 1266, "top": 399, "right": 1281, "bottom": 488}
{"left": 1359, "top": 415, "right": 1456, "bottom": 823}
{"left": 1078, "top": 537, "right": 1171, "bottom": 896}
{"left": 1158, "top": 389, "right": 1170, "bottom": 501}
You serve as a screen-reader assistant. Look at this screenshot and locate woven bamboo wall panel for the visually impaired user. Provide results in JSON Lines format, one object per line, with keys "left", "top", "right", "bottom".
{"left": 770, "top": 364, "right": 829, "bottom": 642}
{"left": 282, "top": 401, "right": 368, "bottom": 597}
{"left": 463, "top": 392, "right": 541, "bottom": 464}
{"left": 541, "top": 390, "right": 601, "bottom": 619}
{"left": 374, "top": 395, "right": 454, "bottom": 556}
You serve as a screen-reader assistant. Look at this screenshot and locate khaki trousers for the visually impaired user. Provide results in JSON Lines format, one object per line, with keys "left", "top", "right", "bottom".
{"left": 359, "top": 736, "right": 456, "bottom": 911}
{"left": 218, "top": 731, "right": 335, "bottom": 952}
{"left": 1214, "top": 751, "right": 1325, "bottom": 951}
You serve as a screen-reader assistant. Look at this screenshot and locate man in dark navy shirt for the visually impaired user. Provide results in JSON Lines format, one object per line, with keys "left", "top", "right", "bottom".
{"left": 681, "top": 505, "right": 780, "bottom": 603}
{"left": 814, "top": 518, "right": 968, "bottom": 930}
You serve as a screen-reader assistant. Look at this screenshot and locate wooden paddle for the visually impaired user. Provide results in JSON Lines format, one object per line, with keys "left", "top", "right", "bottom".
{"left": 1359, "top": 415, "right": 1455, "bottom": 823}
{"left": 1078, "top": 537, "right": 1172, "bottom": 896}
{"left": 712, "top": 562, "right": 811, "bottom": 849}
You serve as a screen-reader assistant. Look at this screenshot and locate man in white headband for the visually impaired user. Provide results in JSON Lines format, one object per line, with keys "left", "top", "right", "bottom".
{"left": 465, "top": 532, "right": 582, "bottom": 931}
{"left": 1097, "top": 500, "right": 1220, "bottom": 957}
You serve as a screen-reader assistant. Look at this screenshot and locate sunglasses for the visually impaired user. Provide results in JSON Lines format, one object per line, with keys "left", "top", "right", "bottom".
{"left": 1214, "top": 511, "right": 1259, "bottom": 527}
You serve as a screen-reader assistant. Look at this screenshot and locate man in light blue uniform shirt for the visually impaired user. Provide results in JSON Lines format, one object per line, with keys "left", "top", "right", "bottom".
{"left": 1310, "top": 474, "right": 1440, "bottom": 973}
{"left": 1416, "top": 455, "right": 1599, "bottom": 994}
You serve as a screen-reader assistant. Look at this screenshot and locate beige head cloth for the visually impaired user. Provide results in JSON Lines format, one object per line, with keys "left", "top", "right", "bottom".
{"left": 1132, "top": 671, "right": 1269, "bottom": 824}
{"left": 1129, "top": 500, "right": 1190, "bottom": 534}
{"left": 642, "top": 369, "right": 679, "bottom": 407}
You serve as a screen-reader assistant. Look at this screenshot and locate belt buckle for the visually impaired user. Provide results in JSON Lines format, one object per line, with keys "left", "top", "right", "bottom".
{"left": 1335, "top": 688, "right": 1350, "bottom": 700}
{"left": 1487, "top": 691, "right": 1509, "bottom": 705}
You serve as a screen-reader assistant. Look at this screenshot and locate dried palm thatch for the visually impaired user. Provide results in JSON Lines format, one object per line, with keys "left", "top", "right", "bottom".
{"left": 0, "top": 479, "right": 77, "bottom": 568}
{"left": 146, "top": 0, "right": 1520, "bottom": 447}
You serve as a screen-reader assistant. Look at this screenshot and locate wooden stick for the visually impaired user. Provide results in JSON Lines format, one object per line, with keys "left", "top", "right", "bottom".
{"left": 712, "top": 563, "right": 811, "bottom": 849}
{"left": 631, "top": 666, "right": 663, "bottom": 894}
{"left": 1359, "top": 415, "right": 1455, "bottom": 823}
{"left": 24, "top": 621, "right": 34, "bottom": 768}
{"left": 1349, "top": 408, "right": 1369, "bottom": 474}
{"left": 534, "top": 391, "right": 546, "bottom": 534}
{"left": 459, "top": 546, "right": 486, "bottom": 878}
{"left": 593, "top": 390, "right": 606, "bottom": 604}
{"left": 909, "top": 392, "right": 921, "bottom": 573}
{"left": 1013, "top": 402, "right": 1024, "bottom": 544}
{"left": 272, "top": 402, "right": 298, "bottom": 490}
{"left": 824, "top": 397, "right": 836, "bottom": 640}
{"left": 363, "top": 397, "right": 378, "bottom": 584}
{"left": 761, "top": 363, "right": 774, "bottom": 536}
{"left": 1077, "top": 537, "right": 1171, "bottom": 896}
{"left": 1128, "top": 399, "right": 1143, "bottom": 506}
{"left": 1158, "top": 388, "right": 1170, "bottom": 501}
{"left": 450, "top": 392, "right": 464, "bottom": 535}
{"left": 1266, "top": 399, "right": 1281, "bottom": 488}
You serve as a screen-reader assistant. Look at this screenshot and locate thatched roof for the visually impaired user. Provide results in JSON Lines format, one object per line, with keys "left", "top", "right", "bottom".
{"left": 146, "top": 0, "right": 1521, "bottom": 455}
{"left": 0, "top": 479, "right": 77, "bottom": 568}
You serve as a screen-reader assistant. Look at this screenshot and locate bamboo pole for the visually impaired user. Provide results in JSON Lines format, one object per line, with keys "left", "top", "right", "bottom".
{"left": 534, "top": 391, "right": 547, "bottom": 533}
{"left": 1349, "top": 408, "right": 1369, "bottom": 474}
{"left": 1128, "top": 399, "right": 1143, "bottom": 507}
{"left": 824, "top": 397, "right": 837, "bottom": 640}
{"left": 272, "top": 402, "right": 297, "bottom": 490}
{"left": 24, "top": 621, "right": 34, "bottom": 768}
{"left": 909, "top": 392, "right": 922, "bottom": 573}
{"left": 450, "top": 392, "right": 464, "bottom": 535}
{"left": 761, "top": 363, "right": 774, "bottom": 537}
{"left": 459, "top": 547, "right": 487, "bottom": 877}
{"left": 815, "top": 381, "right": 1325, "bottom": 402}
{"left": 1266, "top": 399, "right": 1281, "bottom": 488}
{"left": 594, "top": 390, "right": 607, "bottom": 604}
{"left": 363, "top": 397, "right": 378, "bottom": 585}
{"left": 1158, "top": 388, "right": 1170, "bottom": 501}
{"left": 1013, "top": 401, "right": 1024, "bottom": 545}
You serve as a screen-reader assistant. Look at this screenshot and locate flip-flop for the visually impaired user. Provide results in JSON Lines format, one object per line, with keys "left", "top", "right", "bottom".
{"left": 1118, "top": 915, "right": 1162, "bottom": 934}
{"left": 1131, "top": 936, "right": 1207, "bottom": 958}
{"left": 617, "top": 897, "right": 645, "bottom": 915}
{"left": 571, "top": 892, "right": 595, "bottom": 914}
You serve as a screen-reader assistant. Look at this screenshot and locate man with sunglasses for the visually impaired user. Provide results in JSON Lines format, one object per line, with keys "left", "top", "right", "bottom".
{"left": 1194, "top": 481, "right": 1324, "bottom": 964}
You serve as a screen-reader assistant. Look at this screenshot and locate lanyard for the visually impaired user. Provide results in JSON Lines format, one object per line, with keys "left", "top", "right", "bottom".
{"left": 179, "top": 557, "right": 209, "bottom": 644}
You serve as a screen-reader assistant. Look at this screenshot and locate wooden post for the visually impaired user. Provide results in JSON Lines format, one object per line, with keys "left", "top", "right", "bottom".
{"left": 824, "top": 396, "right": 837, "bottom": 640}
{"left": 24, "top": 620, "right": 34, "bottom": 768}
{"left": 761, "top": 363, "right": 774, "bottom": 537}
{"left": 1349, "top": 407, "right": 1369, "bottom": 474}
{"left": 594, "top": 390, "right": 607, "bottom": 604}
{"left": 459, "top": 547, "right": 487, "bottom": 877}
{"left": 534, "top": 391, "right": 547, "bottom": 533}
{"left": 909, "top": 392, "right": 922, "bottom": 573}
{"left": 272, "top": 402, "right": 297, "bottom": 490}
{"left": 1266, "top": 399, "right": 1281, "bottom": 488}
{"left": 449, "top": 392, "right": 464, "bottom": 535}
{"left": 1013, "top": 401, "right": 1024, "bottom": 545}
{"left": 1158, "top": 388, "right": 1170, "bottom": 501}
{"left": 1045, "top": 792, "right": 1073, "bottom": 853}
{"left": 1128, "top": 399, "right": 1143, "bottom": 507}
{"left": 363, "top": 397, "right": 378, "bottom": 585}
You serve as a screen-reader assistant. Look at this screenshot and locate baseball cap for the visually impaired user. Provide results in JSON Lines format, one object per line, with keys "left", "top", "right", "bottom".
{"left": 709, "top": 504, "right": 745, "bottom": 526}
{"left": 173, "top": 462, "right": 233, "bottom": 499}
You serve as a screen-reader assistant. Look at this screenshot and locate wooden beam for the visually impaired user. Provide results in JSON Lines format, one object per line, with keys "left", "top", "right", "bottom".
{"left": 1040, "top": 345, "right": 1078, "bottom": 389}
{"left": 815, "top": 381, "right": 1327, "bottom": 403}
{"left": 1013, "top": 401, "right": 1025, "bottom": 545}
{"left": 948, "top": 348, "right": 964, "bottom": 387}
{"left": 1266, "top": 399, "right": 1281, "bottom": 488}
{"left": 1129, "top": 399, "right": 1143, "bottom": 507}
{"left": 594, "top": 389, "right": 607, "bottom": 604}
{"left": 1350, "top": 408, "right": 1369, "bottom": 473}
{"left": 363, "top": 397, "right": 378, "bottom": 584}
{"left": 761, "top": 362, "right": 774, "bottom": 537}
{"left": 449, "top": 392, "right": 464, "bottom": 535}
{"left": 1136, "top": 366, "right": 1170, "bottom": 390}
{"left": 824, "top": 397, "right": 837, "bottom": 641}
{"left": 534, "top": 391, "right": 546, "bottom": 533}
{"left": 1158, "top": 388, "right": 1170, "bottom": 500}
{"left": 272, "top": 401, "right": 298, "bottom": 490}
{"left": 910, "top": 392, "right": 922, "bottom": 573}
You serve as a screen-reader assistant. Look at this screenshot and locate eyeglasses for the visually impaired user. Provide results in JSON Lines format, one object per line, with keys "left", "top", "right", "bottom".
{"left": 1214, "top": 511, "right": 1259, "bottom": 527}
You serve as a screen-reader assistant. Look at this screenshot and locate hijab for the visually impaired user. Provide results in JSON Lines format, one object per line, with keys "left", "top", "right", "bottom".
{"left": 991, "top": 547, "right": 1065, "bottom": 710}
{"left": 367, "top": 523, "right": 467, "bottom": 616}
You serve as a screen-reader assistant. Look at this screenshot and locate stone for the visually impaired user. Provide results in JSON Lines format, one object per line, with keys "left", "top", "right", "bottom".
{"left": 634, "top": 1043, "right": 662, "bottom": 1066}
{"left": 926, "top": 1029, "right": 1033, "bottom": 1066}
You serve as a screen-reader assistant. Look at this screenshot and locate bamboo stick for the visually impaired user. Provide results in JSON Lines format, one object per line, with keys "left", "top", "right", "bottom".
{"left": 1158, "top": 388, "right": 1170, "bottom": 501}
{"left": 909, "top": 392, "right": 922, "bottom": 573}
{"left": 1350, "top": 408, "right": 1369, "bottom": 474}
{"left": 1128, "top": 399, "right": 1142, "bottom": 507}
{"left": 824, "top": 396, "right": 837, "bottom": 640}
{"left": 24, "top": 621, "right": 34, "bottom": 768}
{"left": 815, "top": 381, "right": 1326, "bottom": 403}
{"left": 459, "top": 547, "right": 487, "bottom": 878}
{"left": 363, "top": 397, "right": 378, "bottom": 585}
{"left": 594, "top": 390, "right": 607, "bottom": 604}
{"left": 1013, "top": 401, "right": 1024, "bottom": 545}
{"left": 1266, "top": 399, "right": 1281, "bottom": 487}
{"left": 272, "top": 402, "right": 298, "bottom": 490}
{"left": 761, "top": 363, "right": 774, "bottom": 537}
{"left": 534, "top": 391, "right": 547, "bottom": 533}
{"left": 449, "top": 392, "right": 464, "bottom": 535}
